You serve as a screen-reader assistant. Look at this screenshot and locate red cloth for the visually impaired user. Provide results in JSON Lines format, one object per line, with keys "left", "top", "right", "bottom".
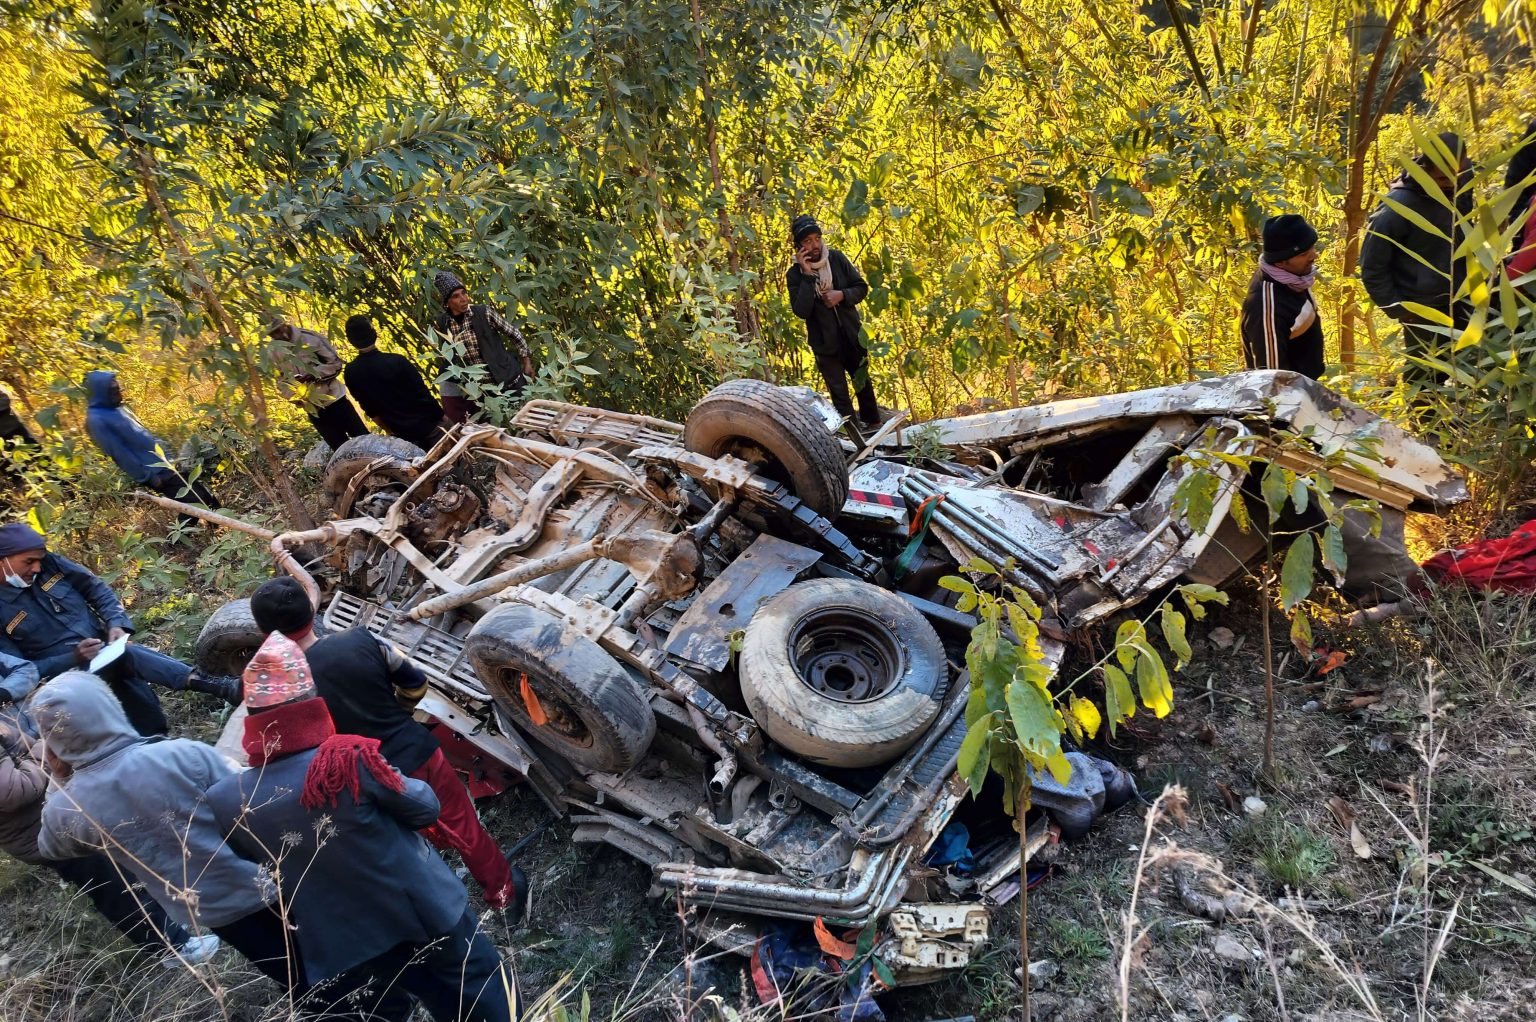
{"left": 246, "top": 698, "right": 465, "bottom": 848}
{"left": 1510, "top": 195, "right": 1536, "bottom": 279}
{"left": 411, "top": 748, "right": 514, "bottom": 908}
{"left": 440, "top": 394, "right": 477, "bottom": 424}
{"left": 1421, "top": 519, "right": 1536, "bottom": 593}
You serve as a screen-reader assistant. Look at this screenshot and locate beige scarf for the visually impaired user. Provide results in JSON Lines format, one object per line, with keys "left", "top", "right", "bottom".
{"left": 804, "top": 249, "right": 833, "bottom": 295}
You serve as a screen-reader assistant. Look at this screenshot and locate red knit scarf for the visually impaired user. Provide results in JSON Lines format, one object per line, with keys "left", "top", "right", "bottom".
{"left": 241, "top": 698, "right": 405, "bottom": 808}
{"left": 241, "top": 697, "right": 462, "bottom": 846}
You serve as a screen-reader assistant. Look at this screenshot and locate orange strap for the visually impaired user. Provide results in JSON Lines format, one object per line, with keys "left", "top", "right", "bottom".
{"left": 520, "top": 672, "right": 548, "bottom": 725}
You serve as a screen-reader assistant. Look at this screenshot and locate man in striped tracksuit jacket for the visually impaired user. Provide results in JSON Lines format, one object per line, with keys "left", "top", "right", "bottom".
{"left": 1240, "top": 214, "right": 1325, "bottom": 381}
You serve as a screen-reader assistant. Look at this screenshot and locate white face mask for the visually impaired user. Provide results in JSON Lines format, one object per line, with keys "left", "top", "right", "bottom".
{"left": 2, "top": 558, "right": 30, "bottom": 589}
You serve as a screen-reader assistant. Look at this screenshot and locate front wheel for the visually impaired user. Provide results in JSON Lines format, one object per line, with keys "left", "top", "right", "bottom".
{"left": 322, "top": 434, "right": 426, "bottom": 517}
{"left": 465, "top": 603, "right": 656, "bottom": 773}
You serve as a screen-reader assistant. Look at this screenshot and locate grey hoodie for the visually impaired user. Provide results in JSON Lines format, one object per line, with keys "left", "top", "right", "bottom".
{"left": 33, "top": 672, "right": 273, "bottom": 928}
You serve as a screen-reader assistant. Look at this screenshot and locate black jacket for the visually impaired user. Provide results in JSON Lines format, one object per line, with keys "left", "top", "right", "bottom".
{"left": 305, "top": 629, "right": 440, "bottom": 775}
{"left": 208, "top": 746, "right": 467, "bottom": 981}
{"left": 343, "top": 349, "right": 444, "bottom": 446}
{"left": 0, "top": 393, "right": 34, "bottom": 448}
{"left": 1240, "top": 268, "right": 1325, "bottom": 380}
{"left": 435, "top": 305, "right": 527, "bottom": 388}
{"left": 1360, "top": 176, "right": 1468, "bottom": 320}
{"left": 785, "top": 248, "right": 870, "bottom": 357}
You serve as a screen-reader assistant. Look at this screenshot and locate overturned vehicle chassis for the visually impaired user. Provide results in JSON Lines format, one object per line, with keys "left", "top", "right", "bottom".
{"left": 183, "top": 371, "right": 1463, "bottom": 986}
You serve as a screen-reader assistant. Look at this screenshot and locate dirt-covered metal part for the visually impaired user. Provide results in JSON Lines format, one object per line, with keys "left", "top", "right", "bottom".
{"left": 182, "top": 369, "right": 1465, "bottom": 990}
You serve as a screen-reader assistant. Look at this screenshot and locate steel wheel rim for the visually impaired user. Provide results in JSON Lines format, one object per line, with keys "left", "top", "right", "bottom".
{"left": 788, "top": 609, "right": 905, "bottom": 704}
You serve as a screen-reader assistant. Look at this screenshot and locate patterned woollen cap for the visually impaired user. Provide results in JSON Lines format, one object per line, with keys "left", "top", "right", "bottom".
{"left": 242, "top": 631, "right": 316, "bottom": 710}
{"left": 434, "top": 270, "right": 466, "bottom": 302}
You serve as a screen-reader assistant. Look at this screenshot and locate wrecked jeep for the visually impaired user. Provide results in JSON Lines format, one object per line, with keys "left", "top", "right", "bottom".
{"left": 182, "top": 369, "right": 1463, "bottom": 987}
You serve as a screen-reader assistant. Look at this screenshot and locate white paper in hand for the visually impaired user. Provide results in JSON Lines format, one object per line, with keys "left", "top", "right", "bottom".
{"left": 88, "top": 636, "right": 129, "bottom": 674}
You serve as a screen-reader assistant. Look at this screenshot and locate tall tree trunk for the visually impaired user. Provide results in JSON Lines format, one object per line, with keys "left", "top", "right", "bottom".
{"left": 1240, "top": 0, "right": 1265, "bottom": 77}
{"left": 134, "top": 150, "right": 316, "bottom": 530}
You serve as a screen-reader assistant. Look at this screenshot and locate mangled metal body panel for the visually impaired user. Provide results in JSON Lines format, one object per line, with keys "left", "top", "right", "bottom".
{"left": 187, "top": 370, "right": 1464, "bottom": 988}
{"left": 875, "top": 370, "right": 1466, "bottom": 511}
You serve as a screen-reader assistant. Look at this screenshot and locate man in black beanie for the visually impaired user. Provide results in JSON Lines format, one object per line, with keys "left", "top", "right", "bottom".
{"left": 340, "top": 315, "right": 450, "bottom": 452}
{"left": 1240, "top": 214, "right": 1325, "bottom": 380}
{"left": 785, "top": 215, "right": 883, "bottom": 426}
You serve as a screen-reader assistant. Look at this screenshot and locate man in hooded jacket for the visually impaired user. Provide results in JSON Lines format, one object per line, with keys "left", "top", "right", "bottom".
{"left": 82, "top": 370, "right": 217, "bottom": 506}
{"left": 0, "top": 522, "right": 240, "bottom": 735}
{"left": 1359, "top": 132, "right": 1472, "bottom": 391}
{"left": 209, "top": 632, "right": 518, "bottom": 1022}
{"left": 0, "top": 653, "right": 218, "bottom": 966}
{"left": 33, "top": 672, "right": 300, "bottom": 989}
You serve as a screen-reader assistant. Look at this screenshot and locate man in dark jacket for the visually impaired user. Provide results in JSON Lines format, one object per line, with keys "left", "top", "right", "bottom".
{"left": 82, "top": 370, "right": 217, "bottom": 506}
{"left": 0, "top": 522, "right": 239, "bottom": 735}
{"left": 432, "top": 271, "right": 536, "bottom": 424}
{"left": 1359, "top": 131, "right": 1472, "bottom": 389}
{"left": 341, "top": 315, "right": 450, "bottom": 451}
{"left": 785, "top": 215, "right": 882, "bottom": 426}
{"left": 0, "top": 388, "right": 36, "bottom": 487}
{"left": 249, "top": 577, "right": 523, "bottom": 913}
{"left": 1240, "top": 214, "right": 1325, "bottom": 380}
{"left": 209, "top": 632, "right": 518, "bottom": 1022}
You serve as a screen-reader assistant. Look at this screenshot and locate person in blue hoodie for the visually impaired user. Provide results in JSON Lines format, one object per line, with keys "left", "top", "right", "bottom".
{"left": 82, "top": 370, "right": 216, "bottom": 506}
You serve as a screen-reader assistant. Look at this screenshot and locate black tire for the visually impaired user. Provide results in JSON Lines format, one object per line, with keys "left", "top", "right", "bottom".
{"left": 683, "top": 379, "right": 849, "bottom": 518}
{"left": 322, "top": 434, "right": 425, "bottom": 516}
{"left": 739, "top": 579, "right": 947, "bottom": 768}
{"left": 466, "top": 603, "right": 655, "bottom": 773}
{"left": 194, "top": 599, "right": 266, "bottom": 678}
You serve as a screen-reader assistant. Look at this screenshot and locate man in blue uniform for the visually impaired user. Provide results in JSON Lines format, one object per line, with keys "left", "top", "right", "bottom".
{"left": 0, "top": 523, "right": 238, "bottom": 734}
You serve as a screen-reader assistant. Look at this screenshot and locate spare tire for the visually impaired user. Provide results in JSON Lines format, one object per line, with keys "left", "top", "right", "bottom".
{"left": 465, "top": 603, "right": 655, "bottom": 773}
{"left": 684, "top": 379, "right": 849, "bottom": 518}
{"left": 195, "top": 599, "right": 266, "bottom": 678}
{"left": 739, "top": 579, "right": 947, "bottom": 768}
{"left": 323, "top": 434, "right": 425, "bottom": 516}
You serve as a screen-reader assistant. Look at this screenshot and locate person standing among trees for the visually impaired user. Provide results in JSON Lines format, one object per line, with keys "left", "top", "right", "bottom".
{"left": 341, "top": 315, "right": 450, "bottom": 451}
{"left": 248, "top": 577, "right": 527, "bottom": 915}
{"left": 1502, "top": 119, "right": 1536, "bottom": 281}
{"left": 266, "top": 320, "right": 369, "bottom": 450}
{"left": 1239, "top": 214, "right": 1326, "bottom": 380}
{"left": 0, "top": 388, "right": 36, "bottom": 486}
{"left": 432, "top": 271, "right": 536, "bottom": 424}
{"left": 0, "top": 522, "right": 240, "bottom": 735}
{"left": 785, "top": 214, "right": 884, "bottom": 427}
{"left": 1359, "top": 131, "right": 1472, "bottom": 391}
